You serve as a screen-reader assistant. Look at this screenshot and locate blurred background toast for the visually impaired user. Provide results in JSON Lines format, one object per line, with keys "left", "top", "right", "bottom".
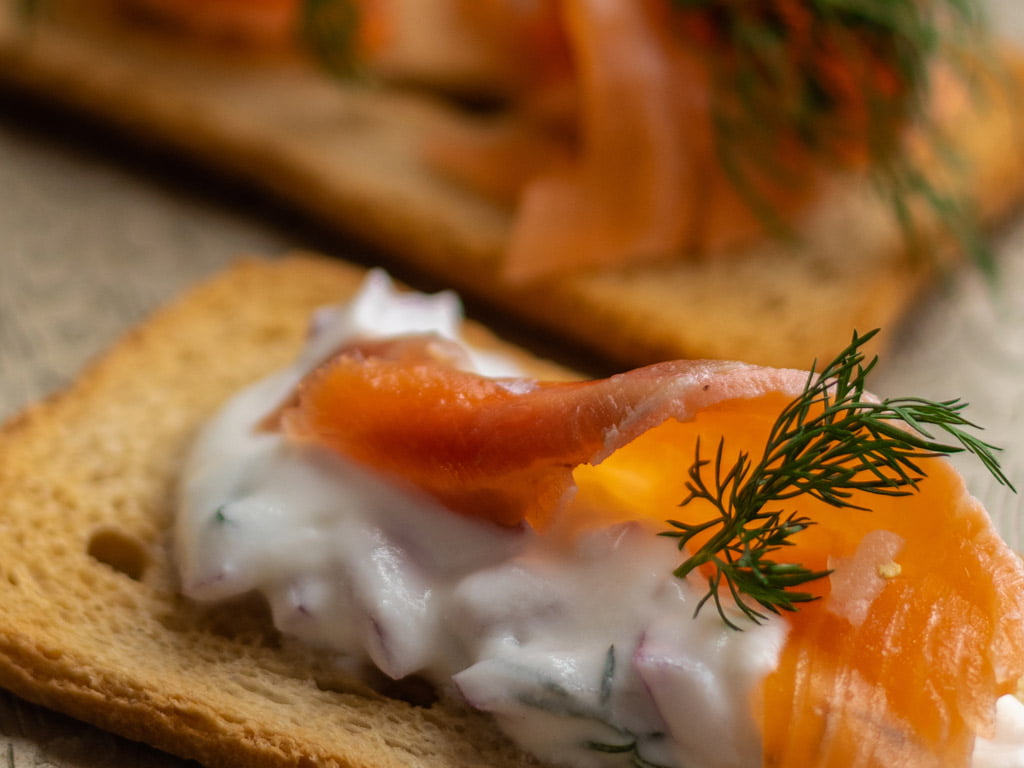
{"left": 4, "top": 0, "right": 1024, "bottom": 368}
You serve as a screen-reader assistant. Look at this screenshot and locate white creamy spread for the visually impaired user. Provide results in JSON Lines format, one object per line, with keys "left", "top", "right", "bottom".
{"left": 176, "top": 271, "right": 1024, "bottom": 768}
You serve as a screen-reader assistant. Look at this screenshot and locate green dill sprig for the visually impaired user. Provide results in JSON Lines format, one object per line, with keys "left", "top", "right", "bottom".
{"left": 585, "top": 738, "right": 673, "bottom": 768}
{"left": 661, "top": 328, "right": 1013, "bottom": 631}
{"left": 671, "top": 0, "right": 992, "bottom": 269}
{"left": 17, "top": 0, "right": 46, "bottom": 23}
{"left": 300, "top": 0, "right": 364, "bottom": 77}
{"left": 504, "top": 646, "right": 671, "bottom": 768}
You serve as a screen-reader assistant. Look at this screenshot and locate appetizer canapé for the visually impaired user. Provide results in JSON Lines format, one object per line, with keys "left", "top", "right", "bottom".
{"left": 178, "top": 271, "right": 1024, "bottom": 768}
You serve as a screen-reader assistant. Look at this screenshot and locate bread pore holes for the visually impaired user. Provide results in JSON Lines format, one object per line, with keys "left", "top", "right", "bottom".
{"left": 87, "top": 528, "right": 148, "bottom": 581}
{"left": 360, "top": 666, "right": 439, "bottom": 709}
{"left": 311, "top": 665, "right": 439, "bottom": 709}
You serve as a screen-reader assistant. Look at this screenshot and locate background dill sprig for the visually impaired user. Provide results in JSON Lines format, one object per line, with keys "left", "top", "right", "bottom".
{"left": 301, "top": 0, "right": 363, "bottom": 77}
{"left": 670, "top": 0, "right": 991, "bottom": 265}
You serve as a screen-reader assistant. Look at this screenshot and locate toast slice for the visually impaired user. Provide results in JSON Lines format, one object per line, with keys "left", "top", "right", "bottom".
{"left": 0, "top": 255, "right": 571, "bottom": 768}
{"left": 2, "top": 2, "right": 1024, "bottom": 369}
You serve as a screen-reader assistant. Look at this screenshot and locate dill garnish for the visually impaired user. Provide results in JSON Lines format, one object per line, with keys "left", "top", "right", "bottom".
{"left": 670, "top": 0, "right": 991, "bottom": 267}
{"left": 585, "top": 738, "right": 673, "bottom": 768}
{"left": 300, "top": 0, "right": 363, "bottom": 77}
{"left": 212, "top": 506, "right": 234, "bottom": 526}
{"left": 662, "top": 328, "right": 1013, "bottom": 631}
{"left": 17, "top": 0, "right": 45, "bottom": 22}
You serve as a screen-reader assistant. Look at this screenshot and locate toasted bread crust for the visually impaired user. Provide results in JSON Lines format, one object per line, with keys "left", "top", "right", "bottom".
{"left": 3, "top": 3, "right": 1024, "bottom": 369}
{"left": 0, "top": 256, "right": 564, "bottom": 768}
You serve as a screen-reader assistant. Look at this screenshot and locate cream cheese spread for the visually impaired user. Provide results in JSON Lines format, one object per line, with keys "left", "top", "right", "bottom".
{"left": 176, "top": 270, "right": 1024, "bottom": 768}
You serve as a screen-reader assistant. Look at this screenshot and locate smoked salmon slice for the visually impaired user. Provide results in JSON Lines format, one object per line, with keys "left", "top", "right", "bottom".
{"left": 111, "top": 0, "right": 952, "bottom": 279}
{"left": 426, "top": 0, "right": 923, "bottom": 280}
{"left": 276, "top": 332, "right": 1024, "bottom": 767}
{"left": 279, "top": 334, "right": 805, "bottom": 528}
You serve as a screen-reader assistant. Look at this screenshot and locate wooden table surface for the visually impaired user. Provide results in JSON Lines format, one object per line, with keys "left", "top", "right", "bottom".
{"left": 3, "top": 2, "right": 1024, "bottom": 766}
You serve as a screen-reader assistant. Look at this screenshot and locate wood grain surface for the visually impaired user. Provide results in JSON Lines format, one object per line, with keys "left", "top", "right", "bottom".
{"left": 2, "top": 2, "right": 1024, "bottom": 767}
